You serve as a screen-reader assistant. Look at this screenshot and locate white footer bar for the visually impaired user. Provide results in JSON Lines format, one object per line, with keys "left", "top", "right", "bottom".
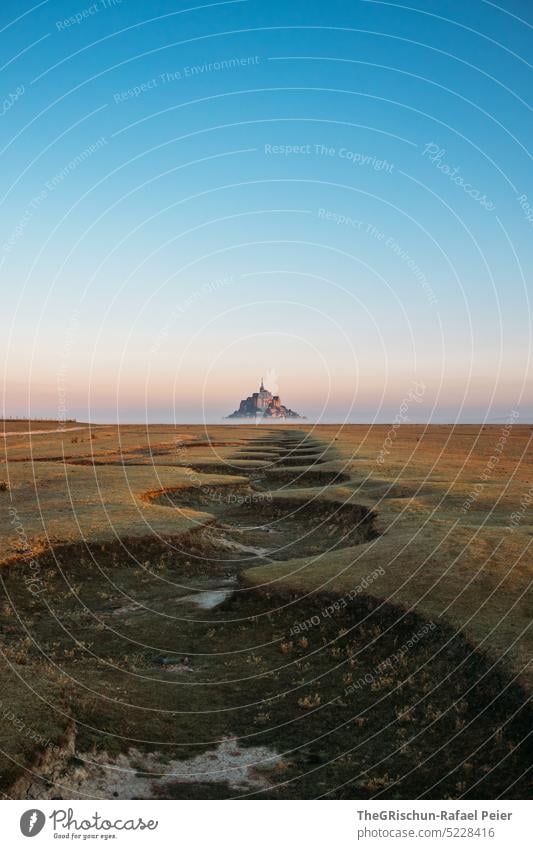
{"left": 3, "top": 799, "right": 530, "bottom": 848}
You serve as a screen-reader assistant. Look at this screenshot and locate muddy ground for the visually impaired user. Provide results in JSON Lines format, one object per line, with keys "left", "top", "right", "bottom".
{"left": 0, "top": 430, "right": 530, "bottom": 799}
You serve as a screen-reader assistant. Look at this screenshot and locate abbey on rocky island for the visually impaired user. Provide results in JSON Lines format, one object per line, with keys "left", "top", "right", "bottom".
{"left": 226, "top": 379, "right": 304, "bottom": 419}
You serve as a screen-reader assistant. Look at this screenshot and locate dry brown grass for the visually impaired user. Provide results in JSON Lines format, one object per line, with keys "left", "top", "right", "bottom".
{"left": 1, "top": 422, "right": 532, "bottom": 693}
{"left": 245, "top": 423, "right": 533, "bottom": 691}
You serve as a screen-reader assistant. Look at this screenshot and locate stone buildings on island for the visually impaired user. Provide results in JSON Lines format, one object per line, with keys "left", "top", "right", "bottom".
{"left": 226, "top": 378, "right": 304, "bottom": 419}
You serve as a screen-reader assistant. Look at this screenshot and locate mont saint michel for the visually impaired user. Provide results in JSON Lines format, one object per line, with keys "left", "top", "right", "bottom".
{"left": 226, "top": 378, "right": 304, "bottom": 419}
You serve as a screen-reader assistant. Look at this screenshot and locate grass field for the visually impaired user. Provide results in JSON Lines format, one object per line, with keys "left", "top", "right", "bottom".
{"left": 0, "top": 423, "right": 531, "bottom": 799}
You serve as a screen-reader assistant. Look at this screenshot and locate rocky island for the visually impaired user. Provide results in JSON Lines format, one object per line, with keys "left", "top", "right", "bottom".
{"left": 226, "top": 378, "right": 304, "bottom": 419}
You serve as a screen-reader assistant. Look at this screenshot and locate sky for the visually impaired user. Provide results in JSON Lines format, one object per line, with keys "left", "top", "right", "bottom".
{"left": 1, "top": 0, "right": 532, "bottom": 424}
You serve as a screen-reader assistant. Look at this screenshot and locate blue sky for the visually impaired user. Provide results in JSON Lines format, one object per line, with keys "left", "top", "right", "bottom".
{"left": 1, "top": 0, "right": 532, "bottom": 423}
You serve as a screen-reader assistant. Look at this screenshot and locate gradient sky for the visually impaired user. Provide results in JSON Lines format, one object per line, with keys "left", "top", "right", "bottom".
{"left": 1, "top": 0, "right": 532, "bottom": 423}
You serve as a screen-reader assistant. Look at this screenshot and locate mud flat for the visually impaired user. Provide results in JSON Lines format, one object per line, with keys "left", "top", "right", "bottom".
{"left": 0, "top": 428, "right": 531, "bottom": 799}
